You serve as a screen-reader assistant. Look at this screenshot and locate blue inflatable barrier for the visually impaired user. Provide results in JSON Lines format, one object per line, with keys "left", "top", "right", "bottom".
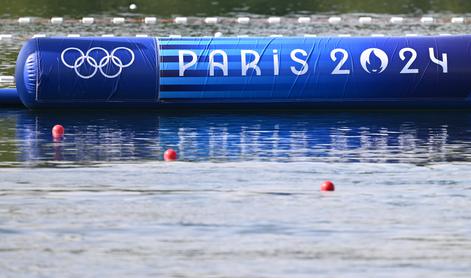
{"left": 0, "top": 88, "right": 21, "bottom": 106}
{"left": 13, "top": 36, "right": 471, "bottom": 108}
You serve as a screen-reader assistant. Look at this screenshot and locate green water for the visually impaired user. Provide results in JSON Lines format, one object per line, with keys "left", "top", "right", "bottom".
{"left": 2, "top": 0, "right": 471, "bottom": 17}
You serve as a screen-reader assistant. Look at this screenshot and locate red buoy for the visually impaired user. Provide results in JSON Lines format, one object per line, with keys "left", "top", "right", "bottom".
{"left": 52, "top": 124, "right": 65, "bottom": 138}
{"left": 163, "top": 148, "right": 177, "bottom": 161}
{"left": 320, "top": 180, "right": 335, "bottom": 191}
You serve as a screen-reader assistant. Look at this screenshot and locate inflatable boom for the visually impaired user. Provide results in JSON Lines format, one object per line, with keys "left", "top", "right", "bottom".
{"left": 14, "top": 36, "right": 471, "bottom": 108}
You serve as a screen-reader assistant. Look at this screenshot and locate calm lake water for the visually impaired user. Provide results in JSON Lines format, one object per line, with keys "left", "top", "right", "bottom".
{"left": 2, "top": 1, "right": 471, "bottom": 277}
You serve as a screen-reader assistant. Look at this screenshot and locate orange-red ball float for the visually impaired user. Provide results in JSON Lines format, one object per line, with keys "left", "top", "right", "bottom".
{"left": 163, "top": 148, "right": 177, "bottom": 161}
{"left": 52, "top": 124, "right": 65, "bottom": 138}
{"left": 320, "top": 180, "right": 335, "bottom": 191}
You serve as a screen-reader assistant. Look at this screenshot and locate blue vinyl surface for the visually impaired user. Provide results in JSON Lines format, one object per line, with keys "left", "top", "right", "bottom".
{"left": 12, "top": 36, "right": 471, "bottom": 108}
{"left": 0, "top": 88, "right": 21, "bottom": 106}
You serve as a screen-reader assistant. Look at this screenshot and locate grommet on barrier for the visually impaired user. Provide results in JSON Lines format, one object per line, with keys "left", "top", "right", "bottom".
{"left": 390, "top": 17, "right": 404, "bottom": 24}
{"left": 50, "top": 17, "right": 63, "bottom": 24}
{"left": 298, "top": 17, "right": 311, "bottom": 24}
{"left": 358, "top": 17, "right": 372, "bottom": 24}
{"left": 204, "top": 17, "right": 218, "bottom": 24}
{"left": 18, "top": 17, "right": 31, "bottom": 24}
{"left": 328, "top": 16, "right": 342, "bottom": 24}
{"left": 129, "top": 3, "right": 137, "bottom": 10}
{"left": 267, "top": 17, "right": 281, "bottom": 24}
{"left": 237, "top": 17, "right": 250, "bottom": 24}
{"left": 112, "top": 17, "right": 125, "bottom": 24}
{"left": 174, "top": 17, "right": 187, "bottom": 24}
{"left": 144, "top": 17, "right": 157, "bottom": 24}
{"left": 81, "top": 17, "right": 94, "bottom": 24}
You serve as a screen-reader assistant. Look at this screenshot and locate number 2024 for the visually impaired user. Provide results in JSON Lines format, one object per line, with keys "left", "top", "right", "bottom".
{"left": 330, "top": 47, "right": 448, "bottom": 75}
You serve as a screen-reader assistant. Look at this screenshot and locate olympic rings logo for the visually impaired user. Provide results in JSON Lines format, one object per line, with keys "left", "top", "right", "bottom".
{"left": 60, "top": 47, "right": 135, "bottom": 79}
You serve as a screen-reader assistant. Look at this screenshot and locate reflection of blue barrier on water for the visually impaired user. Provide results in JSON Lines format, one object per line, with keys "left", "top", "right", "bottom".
{"left": 13, "top": 111, "right": 471, "bottom": 164}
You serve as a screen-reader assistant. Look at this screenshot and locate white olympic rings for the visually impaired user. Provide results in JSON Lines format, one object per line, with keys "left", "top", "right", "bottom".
{"left": 61, "top": 47, "right": 135, "bottom": 79}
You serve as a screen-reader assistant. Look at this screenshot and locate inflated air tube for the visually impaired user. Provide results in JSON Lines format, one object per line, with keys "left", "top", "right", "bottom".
{"left": 0, "top": 88, "right": 21, "bottom": 105}
{"left": 15, "top": 36, "right": 471, "bottom": 109}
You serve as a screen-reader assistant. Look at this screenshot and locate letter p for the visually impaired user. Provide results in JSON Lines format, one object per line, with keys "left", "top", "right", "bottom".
{"left": 179, "top": 50, "right": 198, "bottom": 77}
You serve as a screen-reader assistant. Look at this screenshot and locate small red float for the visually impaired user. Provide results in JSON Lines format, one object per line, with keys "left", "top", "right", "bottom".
{"left": 320, "top": 180, "right": 335, "bottom": 191}
{"left": 163, "top": 149, "right": 177, "bottom": 161}
{"left": 52, "top": 124, "right": 64, "bottom": 138}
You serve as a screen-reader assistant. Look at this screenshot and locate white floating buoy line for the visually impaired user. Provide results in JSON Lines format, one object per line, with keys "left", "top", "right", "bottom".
{"left": 111, "top": 17, "right": 125, "bottom": 24}
{"left": 0, "top": 34, "right": 13, "bottom": 40}
{"left": 420, "top": 17, "right": 434, "bottom": 24}
{"left": 50, "top": 17, "right": 63, "bottom": 24}
{"left": 451, "top": 17, "right": 464, "bottom": 24}
{"left": 144, "top": 17, "right": 156, "bottom": 24}
{"left": 0, "top": 31, "right": 470, "bottom": 43}
{"left": 297, "top": 17, "right": 311, "bottom": 24}
{"left": 390, "top": 17, "right": 403, "bottom": 24}
{"left": 237, "top": 17, "right": 250, "bottom": 24}
{"left": 267, "top": 17, "right": 281, "bottom": 24}
{"left": 358, "top": 17, "right": 372, "bottom": 24}
{"left": 18, "top": 17, "right": 32, "bottom": 24}
{"left": 328, "top": 17, "right": 342, "bottom": 24}
{"left": 81, "top": 17, "right": 94, "bottom": 24}
{"left": 0, "top": 14, "right": 469, "bottom": 45}
{"left": 174, "top": 17, "right": 187, "bottom": 24}
{"left": 0, "top": 75, "right": 15, "bottom": 84}
{"left": 2, "top": 15, "right": 468, "bottom": 26}
{"left": 204, "top": 17, "right": 218, "bottom": 24}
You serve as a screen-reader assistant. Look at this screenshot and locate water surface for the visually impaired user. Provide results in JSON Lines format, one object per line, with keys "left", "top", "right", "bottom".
{"left": 1, "top": 1, "right": 471, "bottom": 277}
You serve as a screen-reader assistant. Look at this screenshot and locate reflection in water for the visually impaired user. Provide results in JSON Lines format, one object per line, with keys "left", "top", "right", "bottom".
{"left": 0, "top": 109, "right": 469, "bottom": 165}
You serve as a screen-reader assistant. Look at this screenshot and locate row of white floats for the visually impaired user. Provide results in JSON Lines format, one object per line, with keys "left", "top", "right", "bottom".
{"left": 0, "top": 33, "right": 459, "bottom": 41}
{"left": 14, "top": 16, "right": 467, "bottom": 25}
